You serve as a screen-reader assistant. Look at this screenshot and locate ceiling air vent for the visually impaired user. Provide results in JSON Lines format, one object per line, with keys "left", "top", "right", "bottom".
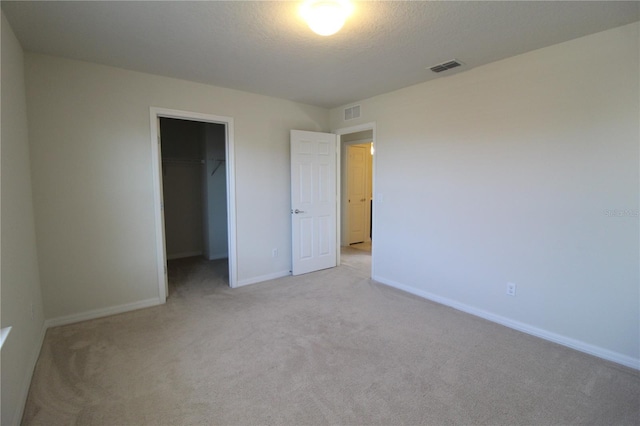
{"left": 430, "top": 60, "right": 463, "bottom": 73}
{"left": 344, "top": 105, "right": 361, "bottom": 121}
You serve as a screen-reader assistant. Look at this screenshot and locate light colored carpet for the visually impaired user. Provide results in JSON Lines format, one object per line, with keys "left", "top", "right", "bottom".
{"left": 22, "top": 249, "right": 640, "bottom": 425}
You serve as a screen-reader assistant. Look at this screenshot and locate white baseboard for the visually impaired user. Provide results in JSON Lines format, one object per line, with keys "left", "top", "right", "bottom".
{"left": 12, "top": 322, "right": 47, "bottom": 426}
{"left": 45, "top": 297, "right": 163, "bottom": 328}
{"left": 236, "top": 270, "right": 291, "bottom": 287}
{"left": 373, "top": 275, "right": 640, "bottom": 371}
{"left": 166, "top": 251, "right": 202, "bottom": 260}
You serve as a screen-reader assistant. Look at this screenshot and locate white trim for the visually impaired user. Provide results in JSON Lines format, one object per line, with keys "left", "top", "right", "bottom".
{"left": 335, "top": 138, "right": 342, "bottom": 266}
{"left": 342, "top": 138, "right": 372, "bottom": 145}
{"left": 149, "top": 107, "right": 238, "bottom": 295}
{"left": 166, "top": 251, "right": 203, "bottom": 260}
{"left": 45, "top": 298, "right": 162, "bottom": 328}
{"left": 236, "top": 270, "right": 291, "bottom": 287}
{"left": 333, "top": 122, "right": 377, "bottom": 137}
{"left": 373, "top": 275, "right": 640, "bottom": 371}
{"left": 224, "top": 119, "right": 238, "bottom": 288}
{"left": 0, "top": 326, "right": 12, "bottom": 350}
{"left": 150, "top": 109, "right": 167, "bottom": 301}
{"left": 333, "top": 122, "right": 377, "bottom": 277}
{"left": 12, "top": 323, "right": 47, "bottom": 426}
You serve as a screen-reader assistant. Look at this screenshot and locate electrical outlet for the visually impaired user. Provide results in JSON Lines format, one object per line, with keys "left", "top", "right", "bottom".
{"left": 272, "top": 248, "right": 278, "bottom": 258}
{"left": 506, "top": 282, "right": 516, "bottom": 296}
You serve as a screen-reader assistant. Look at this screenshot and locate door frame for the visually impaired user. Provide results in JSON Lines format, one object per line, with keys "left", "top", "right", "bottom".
{"left": 150, "top": 107, "right": 238, "bottom": 301}
{"left": 333, "top": 122, "right": 376, "bottom": 275}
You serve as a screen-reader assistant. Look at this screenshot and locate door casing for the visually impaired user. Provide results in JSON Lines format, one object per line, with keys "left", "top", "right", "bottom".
{"left": 334, "top": 122, "right": 376, "bottom": 274}
{"left": 150, "top": 107, "right": 238, "bottom": 301}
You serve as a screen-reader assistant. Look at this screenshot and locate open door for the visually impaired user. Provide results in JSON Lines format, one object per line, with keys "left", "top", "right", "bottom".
{"left": 291, "top": 130, "right": 337, "bottom": 275}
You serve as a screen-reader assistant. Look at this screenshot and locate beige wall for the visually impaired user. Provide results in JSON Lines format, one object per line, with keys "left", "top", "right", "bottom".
{"left": 330, "top": 22, "right": 640, "bottom": 366}
{"left": 1, "top": 13, "right": 46, "bottom": 426}
{"left": 24, "top": 53, "right": 329, "bottom": 320}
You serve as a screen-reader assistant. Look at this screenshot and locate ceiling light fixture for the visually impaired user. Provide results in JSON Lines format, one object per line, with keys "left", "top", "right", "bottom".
{"left": 300, "top": 0, "right": 353, "bottom": 36}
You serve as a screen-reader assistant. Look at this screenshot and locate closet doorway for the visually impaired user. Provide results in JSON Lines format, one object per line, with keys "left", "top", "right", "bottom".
{"left": 160, "top": 117, "right": 228, "bottom": 260}
{"left": 150, "top": 108, "right": 237, "bottom": 301}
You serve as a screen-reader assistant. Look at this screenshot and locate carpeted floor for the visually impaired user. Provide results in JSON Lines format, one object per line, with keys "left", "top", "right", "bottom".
{"left": 22, "top": 248, "right": 640, "bottom": 425}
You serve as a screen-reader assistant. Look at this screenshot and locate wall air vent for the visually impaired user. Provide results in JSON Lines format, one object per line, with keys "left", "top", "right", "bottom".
{"left": 344, "top": 105, "right": 361, "bottom": 121}
{"left": 429, "top": 60, "right": 463, "bottom": 73}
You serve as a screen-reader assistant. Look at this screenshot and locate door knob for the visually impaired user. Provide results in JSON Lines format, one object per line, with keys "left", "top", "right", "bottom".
{"left": 293, "top": 209, "right": 306, "bottom": 214}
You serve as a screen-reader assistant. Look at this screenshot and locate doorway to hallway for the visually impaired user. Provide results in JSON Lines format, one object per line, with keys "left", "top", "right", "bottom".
{"left": 340, "top": 129, "right": 373, "bottom": 254}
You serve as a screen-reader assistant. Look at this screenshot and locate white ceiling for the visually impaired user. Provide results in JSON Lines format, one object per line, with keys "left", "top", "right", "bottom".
{"left": 3, "top": 1, "right": 638, "bottom": 108}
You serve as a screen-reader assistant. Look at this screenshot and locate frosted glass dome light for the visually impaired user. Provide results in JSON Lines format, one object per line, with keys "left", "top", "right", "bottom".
{"left": 300, "top": 0, "right": 353, "bottom": 36}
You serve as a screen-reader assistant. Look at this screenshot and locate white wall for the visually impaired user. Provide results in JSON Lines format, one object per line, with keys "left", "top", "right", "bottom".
{"left": 1, "top": 13, "right": 46, "bottom": 426}
{"left": 330, "top": 23, "right": 640, "bottom": 367}
{"left": 24, "top": 53, "right": 329, "bottom": 320}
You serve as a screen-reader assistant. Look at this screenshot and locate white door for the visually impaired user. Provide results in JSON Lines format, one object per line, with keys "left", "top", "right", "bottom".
{"left": 291, "top": 130, "right": 337, "bottom": 275}
{"left": 347, "top": 145, "right": 367, "bottom": 244}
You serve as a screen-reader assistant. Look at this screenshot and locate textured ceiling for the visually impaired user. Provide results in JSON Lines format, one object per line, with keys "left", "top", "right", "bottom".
{"left": 2, "top": 1, "right": 638, "bottom": 108}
